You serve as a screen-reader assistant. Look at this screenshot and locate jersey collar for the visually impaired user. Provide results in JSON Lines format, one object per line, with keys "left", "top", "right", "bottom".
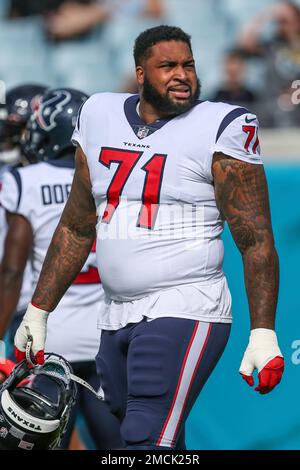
{"left": 124, "top": 94, "right": 202, "bottom": 140}
{"left": 124, "top": 95, "right": 172, "bottom": 140}
{"left": 46, "top": 158, "right": 75, "bottom": 169}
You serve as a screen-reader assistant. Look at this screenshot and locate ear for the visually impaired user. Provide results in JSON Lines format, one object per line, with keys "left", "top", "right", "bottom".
{"left": 136, "top": 66, "right": 145, "bottom": 86}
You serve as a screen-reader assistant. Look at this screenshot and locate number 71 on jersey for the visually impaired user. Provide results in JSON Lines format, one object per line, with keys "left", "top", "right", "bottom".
{"left": 99, "top": 147, "right": 167, "bottom": 230}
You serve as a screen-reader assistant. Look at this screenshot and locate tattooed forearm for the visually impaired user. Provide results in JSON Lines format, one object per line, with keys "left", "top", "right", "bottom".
{"left": 32, "top": 148, "right": 97, "bottom": 311}
{"left": 212, "top": 152, "right": 279, "bottom": 329}
{"left": 243, "top": 243, "right": 279, "bottom": 329}
{"left": 32, "top": 224, "right": 95, "bottom": 311}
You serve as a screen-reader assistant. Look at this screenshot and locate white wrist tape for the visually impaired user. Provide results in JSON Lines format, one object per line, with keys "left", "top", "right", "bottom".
{"left": 239, "top": 328, "right": 283, "bottom": 375}
{"left": 24, "top": 303, "right": 50, "bottom": 322}
{"left": 14, "top": 303, "right": 50, "bottom": 356}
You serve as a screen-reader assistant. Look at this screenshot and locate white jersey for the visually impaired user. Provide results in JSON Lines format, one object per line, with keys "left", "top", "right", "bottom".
{"left": 72, "top": 93, "right": 263, "bottom": 329}
{"left": 0, "top": 161, "right": 102, "bottom": 361}
{"left": 0, "top": 165, "right": 32, "bottom": 313}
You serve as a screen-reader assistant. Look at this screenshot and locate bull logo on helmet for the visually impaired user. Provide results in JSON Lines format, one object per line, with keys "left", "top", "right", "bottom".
{"left": 36, "top": 90, "right": 71, "bottom": 132}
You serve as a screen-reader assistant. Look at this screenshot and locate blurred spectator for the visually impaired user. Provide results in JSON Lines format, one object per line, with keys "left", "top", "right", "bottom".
{"left": 45, "top": 2, "right": 111, "bottom": 41}
{"left": 8, "top": 0, "right": 56, "bottom": 17}
{"left": 46, "top": 0, "right": 163, "bottom": 41}
{"left": 7, "top": 1, "right": 164, "bottom": 41}
{"left": 1, "top": 0, "right": 164, "bottom": 93}
{"left": 238, "top": 1, "right": 300, "bottom": 127}
{"left": 211, "top": 50, "right": 257, "bottom": 107}
{"left": 8, "top": 1, "right": 112, "bottom": 40}
{"left": 9, "top": 0, "right": 97, "bottom": 17}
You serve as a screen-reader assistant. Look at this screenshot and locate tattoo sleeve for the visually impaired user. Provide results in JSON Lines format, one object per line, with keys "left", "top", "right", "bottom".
{"left": 32, "top": 147, "right": 97, "bottom": 311}
{"left": 212, "top": 152, "right": 279, "bottom": 329}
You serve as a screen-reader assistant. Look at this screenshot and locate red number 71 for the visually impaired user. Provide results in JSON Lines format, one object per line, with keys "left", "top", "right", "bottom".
{"left": 99, "top": 147, "right": 167, "bottom": 230}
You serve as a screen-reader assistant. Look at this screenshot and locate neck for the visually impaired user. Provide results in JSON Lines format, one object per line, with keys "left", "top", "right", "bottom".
{"left": 138, "top": 96, "right": 170, "bottom": 124}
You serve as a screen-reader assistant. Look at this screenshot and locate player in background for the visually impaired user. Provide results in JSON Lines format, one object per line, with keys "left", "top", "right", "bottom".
{"left": 0, "top": 85, "right": 46, "bottom": 421}
{"left": 0, "top": 84, "right": 47, "bottom": 343}
{"left": 13, "top": 26, "right": 284, "bottom": 450}
{"left": 0, "top": 87, "right": 122, "bottom": 449}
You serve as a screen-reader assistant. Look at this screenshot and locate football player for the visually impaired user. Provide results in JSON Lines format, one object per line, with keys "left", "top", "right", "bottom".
{"left": 0, "top": 84, "right": 47, "bottom": 342}
{"left": 12, "top": 26, "right": 284, "bottom": 450}
{"left": 0, "top": 87, "right": 122, "bottom": 449}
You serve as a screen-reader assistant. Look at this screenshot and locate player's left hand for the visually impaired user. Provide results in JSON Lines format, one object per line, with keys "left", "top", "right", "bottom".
{"left": 239, "top": 328, "right": 284, "bottom": 394}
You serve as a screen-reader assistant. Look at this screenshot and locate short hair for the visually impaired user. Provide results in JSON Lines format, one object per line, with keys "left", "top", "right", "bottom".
{"left": 133, "top": 25, "right": 192, "bottom": 66}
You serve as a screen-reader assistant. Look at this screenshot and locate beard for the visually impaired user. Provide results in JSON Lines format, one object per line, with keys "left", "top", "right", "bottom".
{"left": 142, "top": 76, "right": 201, "bottom": 117}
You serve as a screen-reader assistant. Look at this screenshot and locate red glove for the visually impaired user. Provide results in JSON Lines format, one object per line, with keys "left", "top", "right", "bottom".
{"left": 239, "top": 329, "right": 284, "bottom": 394}
{"left": 0, "top": 359, "right": 16, "bottom": 379}
{"left": 14, "top": 303, "right": 49, "bottom": 365}
{"left": 241, "top": 356, "right": 284, "bottom": 394}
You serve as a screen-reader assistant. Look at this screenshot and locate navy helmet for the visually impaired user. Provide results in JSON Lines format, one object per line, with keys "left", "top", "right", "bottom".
{"left": 0, "top": 353, "right": 77, "bottom": 450}
{"left": 22, "top": 87, "right": 89, "bottom": 162}
{"left": 0, "top": 84, "right": 47, "bottom": 164}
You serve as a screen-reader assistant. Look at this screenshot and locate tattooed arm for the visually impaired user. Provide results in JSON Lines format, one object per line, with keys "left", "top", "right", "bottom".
{"left": 14, "top": 147, "right": 97, "bottom": 364}
{"left": 212, "top": 152, "right": 284, "bottom": 393}
{"left": 32, "top": 146, "right": 97, "bottom": 311}
{"left": 212, "top": 152, "right": 279, "bottom": 329}
{"left": 0, "top": 214, "right": 33, "bottom": 339}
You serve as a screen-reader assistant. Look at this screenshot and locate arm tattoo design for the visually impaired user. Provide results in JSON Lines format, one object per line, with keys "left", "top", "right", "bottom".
{"left": 32, "top": 149, "right": 97, "bottom": 311}
{"left": 212, "top": 152, "right": 279, "bottom": 329}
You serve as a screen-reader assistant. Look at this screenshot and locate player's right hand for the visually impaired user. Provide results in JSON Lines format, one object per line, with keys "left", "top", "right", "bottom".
{"left": 14, "top": 303, "right": 49, "bottom": 365}
{"left": 0, "top": 359, "right": 17, "bottom": 383}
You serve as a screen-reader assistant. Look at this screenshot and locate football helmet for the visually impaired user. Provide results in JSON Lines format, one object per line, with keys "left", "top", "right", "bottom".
{"left": 22, "top": 87, "right": 89, "bottom": 162}
{"left": 0, "top": 84, "right": 47, "bottom": 165}
{"left": 0, "top": 353, "right": 77, "bottom": 450}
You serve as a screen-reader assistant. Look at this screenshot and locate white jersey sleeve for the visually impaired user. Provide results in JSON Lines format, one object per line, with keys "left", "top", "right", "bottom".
{"left": 72, "top": 99, "right": 88, "bottom": 154}
{"left": 0, "top": 169, "right": 33, "bottom": 312}
{"left": 0, "top": 170, "right": 20, "bottom": 214}
{"left": 213, "top": 111, "right": 263, "bottom": 165}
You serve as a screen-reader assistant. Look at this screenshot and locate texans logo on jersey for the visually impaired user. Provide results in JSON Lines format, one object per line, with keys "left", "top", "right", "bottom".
{"left": 36, "top": 90, "right": 71, "bottom": 131}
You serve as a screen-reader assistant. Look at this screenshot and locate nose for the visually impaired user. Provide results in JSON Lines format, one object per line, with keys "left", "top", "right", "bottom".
{"left": 173, "top": 65, "right": 188, "bottom": 81}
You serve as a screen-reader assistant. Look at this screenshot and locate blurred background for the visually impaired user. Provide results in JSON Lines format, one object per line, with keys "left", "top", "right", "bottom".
{"left": 0, "top": 0, "right": 300, "bottom": 450}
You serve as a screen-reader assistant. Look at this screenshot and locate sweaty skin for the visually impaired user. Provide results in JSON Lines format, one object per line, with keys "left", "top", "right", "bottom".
{"left": 32, "top": 147, "right": 97, "bottom": 311}
{"left": 212, "top": 152, "right": 279, "bottom": 330}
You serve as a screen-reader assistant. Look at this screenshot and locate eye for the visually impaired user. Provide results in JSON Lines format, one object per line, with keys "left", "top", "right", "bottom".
{"left": 185, "top": 63, "right": 195, "bottom": 69}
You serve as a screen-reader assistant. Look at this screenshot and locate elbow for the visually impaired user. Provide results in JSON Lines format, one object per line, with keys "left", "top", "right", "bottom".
{"left": 254, "top": 241, "right": 278, "bottom": 258}
{"left": 243, "top": 241, "right": 279, "bottom": 270}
